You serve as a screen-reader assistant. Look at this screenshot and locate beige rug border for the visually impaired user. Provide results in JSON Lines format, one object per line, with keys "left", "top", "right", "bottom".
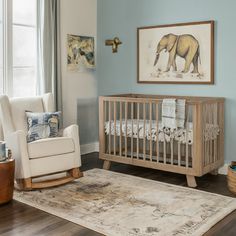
{"left": 14, "top": 168, "right": 236, "bottom": 236}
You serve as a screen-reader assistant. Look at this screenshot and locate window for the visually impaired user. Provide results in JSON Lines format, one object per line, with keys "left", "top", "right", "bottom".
{"left": 0, "top": 0, "right": 3, "bottom": 94}
{"left": 0, "top": 0, "right": 37, "bottom": 97}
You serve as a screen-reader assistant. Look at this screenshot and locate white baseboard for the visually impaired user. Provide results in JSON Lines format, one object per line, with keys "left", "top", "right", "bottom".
{"left": 218, "top": 163, "right": 229, "bottom": 175}
{"left": 80, "top": 142, "right": 99, "bottom": 155}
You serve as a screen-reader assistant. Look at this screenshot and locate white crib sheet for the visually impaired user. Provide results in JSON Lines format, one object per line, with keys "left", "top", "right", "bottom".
{"left": 104, "top": 120, "right": 219, "bottom": 145}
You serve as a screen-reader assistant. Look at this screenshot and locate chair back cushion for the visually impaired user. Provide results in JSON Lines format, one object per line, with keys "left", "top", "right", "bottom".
{"left": 10, "top": 97, "right": 45, "bottom": 134}
{"left": 0, "top": 119, "right": 4, "bottom": 140}
{"left": 0, "top": 93, "right": 54, "bottom": 138}
{"left": 0, "top": 95, "right": 15, "bottom": 138}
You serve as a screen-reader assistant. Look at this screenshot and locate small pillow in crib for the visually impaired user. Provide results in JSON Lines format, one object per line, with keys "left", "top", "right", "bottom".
{"left": 26, "top": 111, "right": 61, "bottom": 143}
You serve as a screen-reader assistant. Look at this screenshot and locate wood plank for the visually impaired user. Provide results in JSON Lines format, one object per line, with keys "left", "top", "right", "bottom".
{"left": 0, "top": 200, "right": 101, "bottom": 236}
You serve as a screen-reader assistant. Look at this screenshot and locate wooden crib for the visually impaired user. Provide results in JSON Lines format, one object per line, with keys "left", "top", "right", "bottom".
{"left": 99, "top": 94, "right": 225, "bottom": 187}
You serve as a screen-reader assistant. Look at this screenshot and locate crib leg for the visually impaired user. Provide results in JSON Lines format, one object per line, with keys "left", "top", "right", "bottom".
{"left": 103, "top": 160, "right": 111, "bottom": 170}
{"left": 186, "top": 175, "right": 197, "bottom": 188}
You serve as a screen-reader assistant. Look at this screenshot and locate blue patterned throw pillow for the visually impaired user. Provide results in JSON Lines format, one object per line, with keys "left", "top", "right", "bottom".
{"left": 26, "top": 111, "right": 61, "bottom": 143}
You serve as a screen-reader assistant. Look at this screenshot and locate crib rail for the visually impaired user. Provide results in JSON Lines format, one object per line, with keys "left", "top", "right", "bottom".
{"left": 99, "top": 95, "right": 224, "bottom": 177}
{"left": 100, "top": 96, "right": 199, "bottom": 175}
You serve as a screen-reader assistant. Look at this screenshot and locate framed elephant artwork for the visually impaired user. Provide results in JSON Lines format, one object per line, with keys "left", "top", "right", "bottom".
{"left": 137, "top": 21, "right": 214, "bottom": 84}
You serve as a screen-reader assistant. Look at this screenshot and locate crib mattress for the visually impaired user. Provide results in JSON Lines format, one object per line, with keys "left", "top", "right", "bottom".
{"left": 104, "top": 119, "right": 219, "bottom": 144}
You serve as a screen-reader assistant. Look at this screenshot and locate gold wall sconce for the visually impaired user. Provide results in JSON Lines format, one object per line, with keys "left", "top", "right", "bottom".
{"left": 105, "top": 37, "right": 122, "bottom": 53}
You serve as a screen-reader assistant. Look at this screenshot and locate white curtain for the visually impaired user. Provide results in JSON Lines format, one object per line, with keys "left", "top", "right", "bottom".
{"left": 37, "top": 0, "right": 62, "bottom": 111}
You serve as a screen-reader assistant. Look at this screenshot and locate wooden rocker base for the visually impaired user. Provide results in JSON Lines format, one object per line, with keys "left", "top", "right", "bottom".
{"left": 15, "top": 168, "right": 83, "bottom": 191}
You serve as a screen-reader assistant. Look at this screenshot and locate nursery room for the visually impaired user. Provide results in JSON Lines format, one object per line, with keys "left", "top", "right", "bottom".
{"left": 0, "top": 0, "right": 236, "bottom": 235}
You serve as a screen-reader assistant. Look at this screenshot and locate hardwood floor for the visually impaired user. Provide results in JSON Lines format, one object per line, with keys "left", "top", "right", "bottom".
{"left": 0, "top": 152, "right": 235, "bottom": 236}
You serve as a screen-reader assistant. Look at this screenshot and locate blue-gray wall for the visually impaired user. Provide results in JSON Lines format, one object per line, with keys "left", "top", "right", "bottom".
{"left": 77, "top": 98, "right": 98, "bottom": 145}
{"left": 97, "top": 0, "right": 236, "bottom": 161}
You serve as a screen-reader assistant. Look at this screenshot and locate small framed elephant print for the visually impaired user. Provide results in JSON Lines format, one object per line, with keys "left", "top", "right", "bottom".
{"left": 137, "top": 21, "right": 214, "bottom": 84}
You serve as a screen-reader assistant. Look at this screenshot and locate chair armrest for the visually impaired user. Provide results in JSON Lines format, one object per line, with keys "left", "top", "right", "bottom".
{"left": 5, "top": 130, "right": 31, "bottom": 179}
{"left": 63, "top": 124, "right": 81, "bottom": 166}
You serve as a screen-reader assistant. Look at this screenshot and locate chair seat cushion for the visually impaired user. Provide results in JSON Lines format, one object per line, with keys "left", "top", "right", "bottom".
{"left": 28, "top": 137, "right": 75, "bottom": 159}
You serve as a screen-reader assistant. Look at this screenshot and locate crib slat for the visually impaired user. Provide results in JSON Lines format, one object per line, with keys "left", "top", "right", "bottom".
{"left": 137, "top": 103, "right": 140, "bottom": 159}
{"left": 113, "top": 102, "right": 116, "bottom": 155}
{"left": 104, "top": 101, "right": 107, "bottom": 153}
{"left": 171, "top": 139, "right": 174, "bottom": 165}
{"left": 104, "top": 101, "right": 107, "bottom": 123}
{"left": 214, "top": 139, "right": 217, "bottom": 162}
{"left": 213, "top": 104, "right": 218, "bottom": 162}
{"left": 125, "top": 102, "right": 128, "bottom": 157}
{"left": 99, "top": 99, "right": 105, "bottom": 155}
{"left": 208, "top": 104, "right": 211, "bottom": 165}
{"left": 203, "top": 104, "right": 207, "bottom": 166}
{"left": 131, "top": 102, "right": 134, "bottom": 159}
{"left": 119, "top": 102, "right": 122, "bottom": 156}
{"left": 209, "top": 104, "right": 213, "bottom": 164}
{"left": 149, "top": 102, "right": 152, "bottom": 162}
{"left": 109, "top": 101, "right": 112, "bottom": 155}
{"left": 186, "top": 143, "right": 189, "bottom": 168}
{"left": 219, "top": 102, "right": 225, "bottom": 163}
{"left": 143, "top": 103, "right": 146, "bottom": 160}
{"left": 163, "top": 139, "right": 166, "bottom": 164}
{"left": 207, "top": 104, "right": 210, "bottom": 165}
{"left": 185, "top": 105, "right": 189, "bottom": 168}
{"left": 178, "top": 142, "right": 181, "bottom": 166}
{"left": 156, "top": 103, "right": 159, "bottom": 162}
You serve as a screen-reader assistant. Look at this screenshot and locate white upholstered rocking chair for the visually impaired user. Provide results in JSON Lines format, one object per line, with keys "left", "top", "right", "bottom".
{"left": 0, "top": 93, "right": 83, "bottom": 190}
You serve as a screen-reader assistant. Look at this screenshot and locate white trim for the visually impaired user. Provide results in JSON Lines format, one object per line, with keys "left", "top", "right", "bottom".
{"left": 80, "top": 142, "right": 99, "bottom": 155}
{"left": 1, "top": 0, "right": 38, "bottom": 97}
{"left": 218, "top": 163, "right": 229, "bottom": 175}
{"left": 4, "top": 0, "right": 13, "bottom": 96}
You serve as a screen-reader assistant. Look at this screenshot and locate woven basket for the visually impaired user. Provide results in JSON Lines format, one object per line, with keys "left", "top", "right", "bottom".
{"left": 227, "top": 161, "right": 236, "bottom": 194}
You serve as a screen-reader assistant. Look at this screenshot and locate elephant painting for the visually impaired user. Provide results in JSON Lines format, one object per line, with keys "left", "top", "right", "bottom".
{"left": 154, "top": 34, "right": 200, "bottom": 74}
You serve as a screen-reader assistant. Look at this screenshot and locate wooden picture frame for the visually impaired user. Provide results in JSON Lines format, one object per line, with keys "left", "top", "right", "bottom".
{"left": 137, "top": 21, "right": 214, "bottom": 84}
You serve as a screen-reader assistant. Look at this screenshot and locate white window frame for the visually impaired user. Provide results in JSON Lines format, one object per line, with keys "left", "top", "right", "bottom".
{"left": 1, "top": 0, "right": 37, "bottom": 97}
{"left": 2, "top": 0, "right": 13, "bottom": 96}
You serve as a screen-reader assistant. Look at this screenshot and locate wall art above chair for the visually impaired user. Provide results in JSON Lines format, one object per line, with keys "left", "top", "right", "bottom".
{"left": 67, "top": 34, "right": 95, "bottom": 71}
{"left": 137, "top": 21, "right": 214, "bottom": 84}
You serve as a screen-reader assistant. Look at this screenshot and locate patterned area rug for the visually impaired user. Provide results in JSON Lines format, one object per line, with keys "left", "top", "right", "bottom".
{"left": 14, "top": 169, "right": 236, "bottom": 236}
